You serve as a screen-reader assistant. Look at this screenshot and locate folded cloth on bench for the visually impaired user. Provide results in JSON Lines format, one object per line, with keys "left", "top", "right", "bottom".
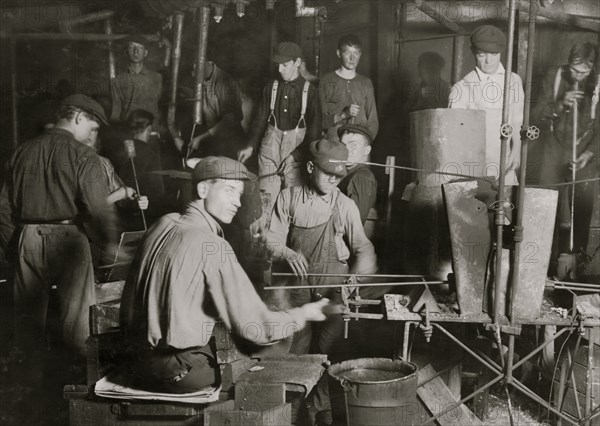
{"left": 95, "top": 370, "right": 221, "bottom": 404}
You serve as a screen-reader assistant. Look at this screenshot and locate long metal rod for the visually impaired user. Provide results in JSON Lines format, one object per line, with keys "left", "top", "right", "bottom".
{"left": 10, "top": 38, "right": 18, "bottom": 149}
{"left": 585, "top": 330, "right": 594, "bottom": 426}
{"left": 193, "top": 6, "right": 210, "bottom": 126}
{"left": 550, "top": 280, "right": 600, "bottom": 288}
{"left": 272, "top": 272, "right": 425, "bottom": 278}
{"left": 507, "top": 0, "right": 537, "bottom": 388}
{"left": 264, "top": 281, "right": 446, "bottom": 291}
{"left": 494, "top": 0, "right": 517, "bottom": 326}
{"left": 129, "top": 157, "right": 147, "bottom": 231}
{"left": 433, "top": 324, "right": 501, "bottom": 374}
{"left": 570, "top": 81, "right": 579, "bottom": 252}
{"left": 512, "top": 326, "right": 572, "bottom": 370}
{"left": 399, "top": 33, "right": 468, "bottom": 43}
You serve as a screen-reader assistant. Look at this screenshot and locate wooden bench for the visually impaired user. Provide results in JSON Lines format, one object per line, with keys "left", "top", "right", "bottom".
{"left": 65, "top": 281, "right": 327, "bottom": 426}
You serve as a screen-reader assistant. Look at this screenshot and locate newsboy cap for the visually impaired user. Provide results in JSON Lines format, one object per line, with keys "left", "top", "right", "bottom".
{"left": 338, "top": 123, "right": 373, "bottom": 145}
{"left": 123, "top": 34, "right": 149, "bottom": 47}
{"left": 272, "top": 42, "right": 303, "bottom": 64}
{"left": 192, "top": 156, "right": 256, "bottom": 184}
{"left": 470, "top": 25, "right": 506, "bottom": 54}
{"left": 309, "top": 138, "right": 349, "bottom": 177}
{"left": 61, "top": 94, "right": 108, "bottom": 125}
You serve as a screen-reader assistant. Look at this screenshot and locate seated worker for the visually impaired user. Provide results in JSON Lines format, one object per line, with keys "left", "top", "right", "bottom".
{"left": 266, "top": 139, "right": 377, "bottom": 424}
{"left": 337, "top": 123, "right": 377, "bottom": 226}
{"left": 120, "top": 156, "right": 330, "bottom": 394}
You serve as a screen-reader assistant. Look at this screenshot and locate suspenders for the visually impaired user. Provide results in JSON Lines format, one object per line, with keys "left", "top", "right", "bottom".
{"left": 267, "top": 80, "right": 311, "bottom": 129}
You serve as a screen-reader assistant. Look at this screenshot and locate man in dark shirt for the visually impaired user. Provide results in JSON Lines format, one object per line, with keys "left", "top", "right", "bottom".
{"left": 0, "top": 95, "right": 115, "bottom": 368}
{"left": 240, "top": 42, "right": 322, "bottom": 214}
{"left": 111, "top": 35, "right": 163, "bottom": 128}
{"left": 337, "top": 124, "right": 377, "bottom": 226}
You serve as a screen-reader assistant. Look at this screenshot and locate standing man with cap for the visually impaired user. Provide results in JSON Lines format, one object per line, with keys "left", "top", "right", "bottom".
{"left": 266, "top": 139, "right": 377, "bottom": 424}
{"left": 320, "top": 34, "right": 379, "bottom": 143}
{"left": 240, "top": 41, "right": 322, "bottom": 213}
{"left": 337, "top": 123, "right": 377, "bottom": 226}
{"left": 111, "top": 35, "right": 163, "bottom": 128}
{"left": 449, "top": 25, "right": 524, "bottom": 184}
{"left": 120, "top": 156, "right": 330, "bottom": 394}
{"left": 0, "top": 94, "right": 116, "bottom": 380}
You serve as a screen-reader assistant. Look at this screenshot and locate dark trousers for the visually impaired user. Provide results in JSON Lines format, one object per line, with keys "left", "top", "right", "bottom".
{"left": 130, "top": 344, "right": 218, "bottom": 394}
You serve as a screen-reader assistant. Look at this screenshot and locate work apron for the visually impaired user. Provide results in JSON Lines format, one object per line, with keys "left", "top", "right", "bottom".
{"left": 258, "top": 80, "right": 310, "bottom": 214}
{"left": 286, "top": 191, "right": 349, "bottom": 356}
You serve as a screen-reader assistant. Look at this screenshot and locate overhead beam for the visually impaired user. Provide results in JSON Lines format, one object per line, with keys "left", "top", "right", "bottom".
{"left": 519, "top": 0, "right": 600, "bottom": 32}
{"left": 3, "top": 33, "right": 160, "bottom": 42}
{"left": 412, "top": 0, "right": 467, "bottom": 34}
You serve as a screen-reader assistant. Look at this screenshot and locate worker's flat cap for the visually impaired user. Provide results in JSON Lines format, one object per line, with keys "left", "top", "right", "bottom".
{"left": 61, "top": 94, "right": 108, "bottom": 125}
{"left": 470, "top": 25, "right": 506, "bottom": 54}
{"left": 192, "top": 156, "right": 256, "bottom": 184}
{"left": 338, "top": 123, "right": 373, "bottom": 144}
{"left": 272, "top": 42, "right": 303, "bottom": 64}
{"left": 123, "top": 34, "right": 149, "bottom": 47}
{"left": 310, "top": 138, "right": 349, "bottom": 177}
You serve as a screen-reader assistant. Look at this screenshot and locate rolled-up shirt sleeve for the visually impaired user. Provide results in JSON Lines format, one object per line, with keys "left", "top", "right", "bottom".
{"left": 340, "top": 200, "right": 377, "bottom": 275}
{"left": 265, "top": 190, "right": 297, "bottom": 261}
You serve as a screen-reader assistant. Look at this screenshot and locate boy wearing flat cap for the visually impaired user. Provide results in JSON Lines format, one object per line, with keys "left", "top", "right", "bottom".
{"left": 449, "top": 24, "right": 524, "bottom": 184}
{"left": 338, "top": 123, "right": 377, "bottom": 226}
{"left": 0, "top": 94, "right": 116, "bottom": 385}
{"left": 266, "top": 139, "right": 377, "bottom": 424}
{"left": 241, "top": 41, "right": 322, "bottom": 214}
{"left": 111, "top": 35, "right": 163, "bottom": 127}
{"left": 120, "top": 156, "right": 330, "bottom": 394}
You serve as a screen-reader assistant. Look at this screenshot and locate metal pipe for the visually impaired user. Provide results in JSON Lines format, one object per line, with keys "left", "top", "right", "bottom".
{"left": 518, "top": 0, "right": 600, "bottom": 33}
{"left": 570, "top": 81, "right": 578, "bottom": 252}
{"left": 10, "top": 38, "right": 18, "bottom": 148}
{"left": 493, "top": 0, "right": 517, "bottom": 326}
{"left": 433, "top": 324, "right": 501, "bottom": 374}
{"left": 59, "top": 10, "right": 115, "bottom": 33}
{"left": 6, "top": 33, "right": 159, "bottom": 42}
{"left": 399, "top": 33, "right": 468, "bottom": 43}
{"left": 412, "top": 0, "right": 466, "bottom": 34}
{"left": 272, "top": 272, "right": 426, "bottom": 279}
{"left": 314, "top": 14, "right": 322, "bottom": 77}
{"left": 451, "top": 35, "right": 463, "bottom": 85}
{"left": 104, "top": 18, "right": 116, "bottom": 80}
{"left": 512, "top": 326, "right": 572, "bottom": 370}
{"left": 549, "top": 280, "right": 600, "bottom": 289}
{"left": 167, "top": 12, "right": 184, "bottom": 143}
{"left": 507, "top": 1, "right": 537, "bottom": 386}
{"left": 161, "top": 37, "right": 172, "bottom": 68}
{"left": 264, "top": 281, "right": 446, "bottom": 291}
{"left": 585, "top": 330, "right": 594, "bottom": 426}
{"left": 193, "top": 6, "right": 211, "bottom": 125}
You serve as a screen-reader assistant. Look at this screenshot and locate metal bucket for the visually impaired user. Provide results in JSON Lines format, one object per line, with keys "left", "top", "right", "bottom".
{"left": 328, "top": 358, "right": 418, "bottom": 426}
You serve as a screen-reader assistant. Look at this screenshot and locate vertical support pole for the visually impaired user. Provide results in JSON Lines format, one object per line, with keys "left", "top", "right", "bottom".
{"left": 10, "top": 38, "right": 18, "bottom": 149}
{"left": 385, "top": 156, "right": 396, "bottom": 269}
{"left": 493, "top": 0, "right": 517, "bottom": 326}
{"left": 313, "top": 14, "right": 322, "bottom": 77}
{"left": 167, "top": 12, "right": 184, "bottom": 143}
{"left": 584, "top": 330, "right": 594, "bottom": 426}
{"left": 193, "top": 5, "right": 210, "bottom": 126}
{"left": 451, "top": 36, "right": 463, "bottom": 85}
{"left": 104, "top": 18, "right": 116, "bottom": 80}
{"left": 507, "top": 1, "right": 537, "bottom": 385}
